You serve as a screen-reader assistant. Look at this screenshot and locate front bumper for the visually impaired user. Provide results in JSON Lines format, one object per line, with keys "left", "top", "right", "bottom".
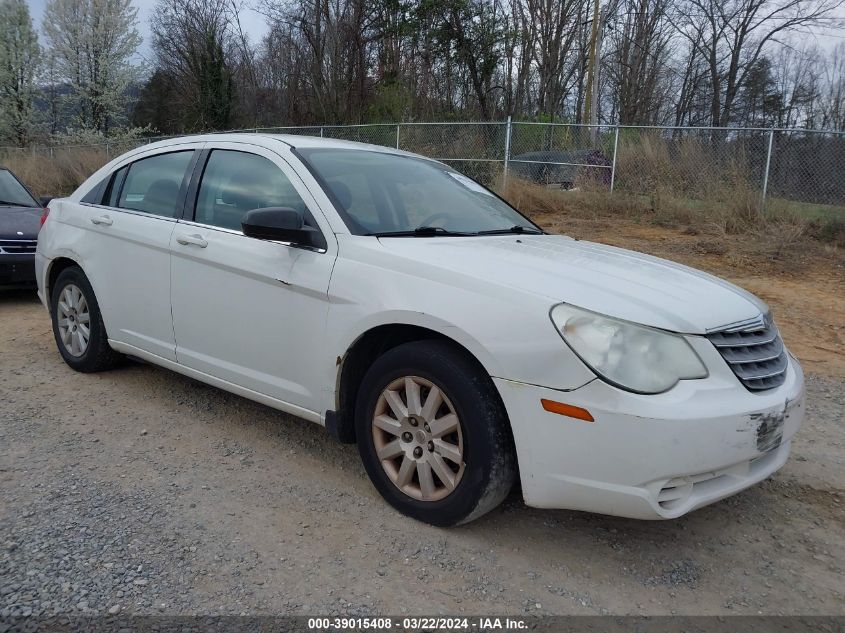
{"left": 495, "top": 351, "right": 805, "bottom": 520}
{"left": 0, "top": 254, "right": 36, "bottom": 287}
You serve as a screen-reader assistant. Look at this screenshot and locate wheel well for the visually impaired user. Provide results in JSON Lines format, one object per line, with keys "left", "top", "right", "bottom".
{"left": 46, "top": 257, "right": 80, "bottom": 301}
{"left": 330, "top": 324, "right": 488, "bottom": 444}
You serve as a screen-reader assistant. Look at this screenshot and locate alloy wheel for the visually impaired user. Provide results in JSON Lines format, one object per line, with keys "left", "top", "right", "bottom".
{"left": 57, "top": 284, "right": 90, "bottom": 357}
{"left": 371, "top": 376, "right": 465, "bottom": 501}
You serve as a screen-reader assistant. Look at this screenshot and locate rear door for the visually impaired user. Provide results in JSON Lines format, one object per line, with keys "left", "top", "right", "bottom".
{"left": 169, "top": 142, "right": 337, "bottom": 413}
{"left": 73, "top": 144, "right": 202, "bottom": 360}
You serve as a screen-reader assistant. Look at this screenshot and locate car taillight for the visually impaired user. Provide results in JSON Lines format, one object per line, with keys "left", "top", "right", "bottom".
{"left": 40, "top": 207, "right": 50, "bottom": 229}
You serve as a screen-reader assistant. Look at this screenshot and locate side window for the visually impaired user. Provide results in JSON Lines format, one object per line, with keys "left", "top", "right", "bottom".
{"left": 81, "top": 176, "right": 109, "bottom": 204}
{"left": 194, "top": 150, "right": 312, "bottom": 232}
{"left": 117, "top": 151, "right": 194, "bottom": 218}
{"left": 103, "top": 166, "right": 128, "bottom": 207}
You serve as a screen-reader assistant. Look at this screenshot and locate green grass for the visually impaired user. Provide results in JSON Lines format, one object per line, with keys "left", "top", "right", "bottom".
{"left": 616, "top": 191, "right": 844, "bottom": 221}
{"left": 769, "top": 198, "right": 845, "bottom": 220}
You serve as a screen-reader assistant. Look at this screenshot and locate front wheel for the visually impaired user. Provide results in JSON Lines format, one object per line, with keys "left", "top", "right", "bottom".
{"left": 355, "top": 340, "right": 516, "bottom": 526}
{"left": 50, "top": 266, "right": 123, "bottom": 372}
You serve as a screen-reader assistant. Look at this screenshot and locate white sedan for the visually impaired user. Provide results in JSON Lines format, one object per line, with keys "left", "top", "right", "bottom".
{"left": 35, "top": 134, "right": 805, "bottom": 526}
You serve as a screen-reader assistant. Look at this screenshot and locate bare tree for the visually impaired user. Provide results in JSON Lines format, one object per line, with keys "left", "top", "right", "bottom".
{"left": 672, "top": 32, "right": 712, "bottom": 125}
{"left": 818, "top": 43, "right": 845, "bottom": 129}
{"left": 606, "top": 0, "right": 676, "bottom": 124}
{"left": 151, "top": 0, "right": 237, "bottom": 131}
{"left": 770, "top": 44, "right": 819, "bottom": 126}
{"left": 259, "top": 0, "right": 381, "bottom": 123}
{"left": 128, "top": 0, "right": 845, "bottom": 132}
{"left": 438, "top": 0, "right": 505, "bottom": 118}
{"left": 525, "top": 0, "right": 584, "bottom": 117}
{"left": 669, "top": 0, "right": 843, "bottom": 127}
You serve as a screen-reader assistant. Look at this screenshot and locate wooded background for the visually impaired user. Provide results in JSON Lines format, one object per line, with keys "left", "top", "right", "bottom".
{"left": 0, "top": 0, "right": 843, "bottom": 146}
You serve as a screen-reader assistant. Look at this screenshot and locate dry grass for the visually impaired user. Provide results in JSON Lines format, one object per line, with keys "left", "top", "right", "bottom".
{"left": 1, "top": 148, "right": 110, "bottom": 198}
{"left": 601, "top": 132, "right": 843, "bottom": 246}
{"left": 500, "top": 175, "right": 845, "bottom": 256}
{"left": 2, "top": 143, "right": 842, "bottom": 251}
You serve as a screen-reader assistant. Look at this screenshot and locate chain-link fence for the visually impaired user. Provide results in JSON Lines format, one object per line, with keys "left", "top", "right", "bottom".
{"left": 2, "top": 121, "right": 843, "bottom": 216}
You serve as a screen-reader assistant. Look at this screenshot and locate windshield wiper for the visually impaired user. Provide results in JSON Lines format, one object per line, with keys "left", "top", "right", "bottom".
{"left": 475, "top": 225, "right": 545, "bottom": 236}
{"left": 369, "top": 225, "right": 543, "bottom": 238}
{"left": 369, "top": 226, "right": 474, "bottom": 237}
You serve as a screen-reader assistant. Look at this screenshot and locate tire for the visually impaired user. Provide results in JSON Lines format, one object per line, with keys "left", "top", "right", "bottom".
{"left": 50, "top": 266, "right": 123, "bottom": 372}
{"left": 355, "top": 340, "right": 516, "bottom": 526}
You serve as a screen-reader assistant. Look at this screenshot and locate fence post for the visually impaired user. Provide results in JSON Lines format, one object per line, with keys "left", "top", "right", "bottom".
{"left": 761, "top": 128, "right": 774, "bottom": 213}
{"left": 395, "top": 124, "right": 400, "bottom": 150}
{"left": 503, "top": 116, "right": 512, "bottom": 186}
{"left": 320, "top": 126, "right": 324, "bottom": 138}
{"left": 610, "top": 124, "right": 620, "bottom": 193}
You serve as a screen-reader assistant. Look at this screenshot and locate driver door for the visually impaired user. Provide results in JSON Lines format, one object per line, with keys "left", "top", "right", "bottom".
{"left": 169, "top": 142, "right": 336, "bottom": 414}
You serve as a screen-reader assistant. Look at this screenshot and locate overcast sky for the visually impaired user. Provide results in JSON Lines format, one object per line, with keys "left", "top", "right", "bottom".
{"left": 24, "top": 0, "right": 845, "bottom": 66}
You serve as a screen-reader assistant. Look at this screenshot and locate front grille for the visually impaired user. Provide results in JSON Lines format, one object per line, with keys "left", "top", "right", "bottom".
{"left": 0, "top": 239, "right": 37, "bottom": 254}
{"left": 707, "top": 315, "right": 787, "bottom": 391}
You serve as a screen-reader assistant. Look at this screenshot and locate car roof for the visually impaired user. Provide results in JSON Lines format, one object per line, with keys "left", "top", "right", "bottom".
{"left": 71, "top": 133, "right": 447, "bottom": 203}
{"left": 139, "top": 133, "right": 422, "bottom": 157}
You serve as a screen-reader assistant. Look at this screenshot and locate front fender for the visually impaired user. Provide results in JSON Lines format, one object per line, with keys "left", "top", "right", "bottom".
{"left": 318, "top": 241, "right": 597, "bottom": 418}
{"left": 336, "top": 309, "right": 502, "bottom": 378}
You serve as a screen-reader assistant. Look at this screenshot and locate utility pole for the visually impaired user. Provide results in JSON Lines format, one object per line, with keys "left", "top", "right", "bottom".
{"left": 583, "top": 0, "right": 601, "bottom": 125}
{"left": 583, "top": 0, "right": 610, "bottom": 140}
{"left": 590, "top": 4, "right": 608, "bottom": 128}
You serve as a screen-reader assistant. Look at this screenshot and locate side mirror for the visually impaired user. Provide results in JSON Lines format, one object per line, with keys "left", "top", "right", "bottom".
{"left": 39, "top": 196, "right": 54, "bottom": 207}
{"left": 241, "top": 207, "right": 321, "bottom": 247}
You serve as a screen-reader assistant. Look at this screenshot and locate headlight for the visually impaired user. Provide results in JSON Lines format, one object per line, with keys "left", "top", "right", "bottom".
{"left": 550, "top": 304, "right": 708, "bottom": 394}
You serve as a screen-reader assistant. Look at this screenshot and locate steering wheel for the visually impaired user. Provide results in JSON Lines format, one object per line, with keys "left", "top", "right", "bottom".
{"left": 417, "top": 212, "right": 453, "bottom": 228}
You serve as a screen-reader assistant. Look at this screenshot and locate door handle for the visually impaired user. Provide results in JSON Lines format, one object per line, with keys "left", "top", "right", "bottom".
{"left": 176, "top": 234, "right": 208, "bottom": 248}
{"left": 90, "top": 215, "right": 113, "bottom": 226}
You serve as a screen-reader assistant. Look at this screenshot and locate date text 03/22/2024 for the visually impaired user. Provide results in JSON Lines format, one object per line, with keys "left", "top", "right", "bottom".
{"left": 307, "top": 617, "right": 528, "bottom": 630}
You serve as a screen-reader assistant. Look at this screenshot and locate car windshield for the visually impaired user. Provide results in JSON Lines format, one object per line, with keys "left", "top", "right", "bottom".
{"left": 298, "top": 148, "right": 541, "bottom": 236}
{"left": 0, "top": 170, "right": 38, "bottom": 207}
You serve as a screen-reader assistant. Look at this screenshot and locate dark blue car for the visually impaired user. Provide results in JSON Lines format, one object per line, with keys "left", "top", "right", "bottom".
{"left": 0, "top": 167, "right": 43, "bottom": 288}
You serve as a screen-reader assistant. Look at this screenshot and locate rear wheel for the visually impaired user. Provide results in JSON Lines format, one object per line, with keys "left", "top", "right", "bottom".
{"left": 355, "top": 340, "right": 516, "bottom": 526}
{"left": 50, "top": 266, "right": 123, "bottom": 372}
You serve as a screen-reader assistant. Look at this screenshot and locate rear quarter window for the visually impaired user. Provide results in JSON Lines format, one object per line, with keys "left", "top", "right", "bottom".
{"left": 117, "top": 151, "right": 194, "bottom": 218}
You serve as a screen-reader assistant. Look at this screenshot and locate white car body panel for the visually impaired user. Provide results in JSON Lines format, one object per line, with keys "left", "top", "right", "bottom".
{"left": 324, "top": 234, "right": 597, "bottom": 392}
{"left": 373, "top": 233, "right": 767, "bottom": 334}
{"left": 35, "top": 133, "right": 806, "bottom": 521}
{"left": 38, "top": 197, "right": 180, "bottom": 360}
{"left": 496, "top": 343, "right": 805, "bottom": 518}
{"left": 169, "top": 141, "right": 337, "bottom": 412}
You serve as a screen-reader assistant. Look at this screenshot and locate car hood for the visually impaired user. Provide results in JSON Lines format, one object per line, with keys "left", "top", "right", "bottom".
{"left": 375, "top": 234, "right": 766, "bottom": 334}
{"left": 0, "top": 206, "right": 41, "bottom": 240}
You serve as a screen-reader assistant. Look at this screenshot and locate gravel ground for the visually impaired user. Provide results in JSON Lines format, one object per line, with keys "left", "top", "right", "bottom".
{"left": 1, "top": 289, "right": 843, "bottom": 617}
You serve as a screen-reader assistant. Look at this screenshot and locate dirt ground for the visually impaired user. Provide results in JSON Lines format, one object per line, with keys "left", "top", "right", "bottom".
{"left": 1, "top": 222, "right": 844, "bottom": 617}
